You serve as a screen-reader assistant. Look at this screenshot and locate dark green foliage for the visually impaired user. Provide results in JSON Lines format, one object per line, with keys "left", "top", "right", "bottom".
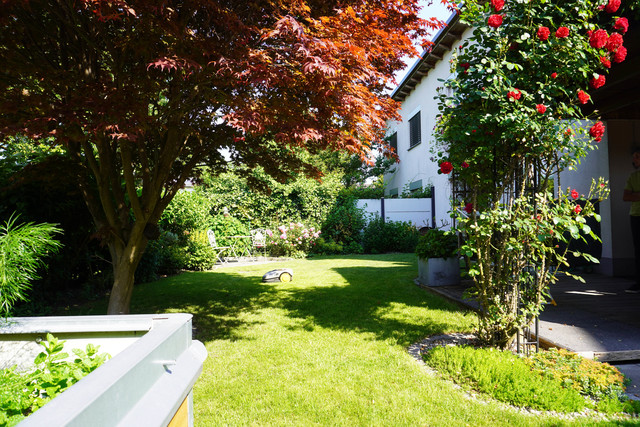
{"left": 0, "top": 215, "right": 62, "bottom": 316}
{"left": 311, "top": 237, "right": 344, "bottom": 255}
{"left": 0, "top": 150, "right": 111, "bottom": 311}
{"left": 424, "top": 346, "right": 587, "bottom": 412}
{"left": 136, "top": 231, "right": 185, "bottom": 283}
{"left": 0, "top": 334, "right": 109, "bottom": 426}
{"left": 361, "top": 217, "right": 420, "bottom": 254}
{"left": 319, "top": 193, "right": 367, "bottom": 253}
{"left": 415, "top": 229, "right": 459, "bottom": 260}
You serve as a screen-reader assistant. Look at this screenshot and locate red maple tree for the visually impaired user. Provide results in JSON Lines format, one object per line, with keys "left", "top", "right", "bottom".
{"left": 0, "top": 0, "right": 451, "bottom": 314}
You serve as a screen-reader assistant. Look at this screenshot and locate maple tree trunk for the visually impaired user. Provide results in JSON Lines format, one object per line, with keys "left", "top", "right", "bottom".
{"left": 106, "top": 236, "right": 147, "bottom": 315}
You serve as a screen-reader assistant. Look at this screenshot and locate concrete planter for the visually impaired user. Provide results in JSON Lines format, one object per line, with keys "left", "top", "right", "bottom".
{"left": 1, "top": 313, "right": 206, "bottom": 427}
{"left": 418, "top": 257, "right": 460, "bottom": 286}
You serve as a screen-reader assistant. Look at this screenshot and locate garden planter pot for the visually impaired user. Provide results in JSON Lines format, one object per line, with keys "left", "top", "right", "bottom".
{"left": 418, "top": 257, "right": 460, "bottom": 286}
{"left": 0, "top": 313, "right": 206, "bottom": 427}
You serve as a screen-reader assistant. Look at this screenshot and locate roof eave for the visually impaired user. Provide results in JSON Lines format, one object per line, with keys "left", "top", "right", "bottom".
{"left": 391, "top": 12, "right": 469, "bottom": 102}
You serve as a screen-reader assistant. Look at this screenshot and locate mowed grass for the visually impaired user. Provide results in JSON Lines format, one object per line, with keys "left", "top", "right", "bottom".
{"left": 73, "top": 254, "right": 606, "bottom": 425}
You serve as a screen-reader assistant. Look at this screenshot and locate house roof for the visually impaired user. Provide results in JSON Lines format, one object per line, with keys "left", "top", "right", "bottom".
{"left": 391, "top": 12, "right": 470, "bottom": 102}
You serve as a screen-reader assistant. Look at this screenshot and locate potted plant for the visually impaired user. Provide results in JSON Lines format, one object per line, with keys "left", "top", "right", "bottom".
{"left": 415, "top": 228, "right": 460, "bottom": 286}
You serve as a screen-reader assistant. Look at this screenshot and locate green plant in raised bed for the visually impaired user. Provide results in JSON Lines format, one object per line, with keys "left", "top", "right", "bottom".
{"left": 415, "top": 228, "right": 458, "bottom": 260}
{"left": 0, "top": 334, "right": 109, "bottom": 426}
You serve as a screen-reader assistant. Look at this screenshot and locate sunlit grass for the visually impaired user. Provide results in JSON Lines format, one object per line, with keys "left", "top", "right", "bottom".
{"left": 72, "top": 254, "right": 605, "bottom": 425}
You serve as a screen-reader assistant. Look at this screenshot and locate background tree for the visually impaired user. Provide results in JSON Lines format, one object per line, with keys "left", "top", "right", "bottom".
{"left": 0, "top": 0, "right": 451, "bottom": 314}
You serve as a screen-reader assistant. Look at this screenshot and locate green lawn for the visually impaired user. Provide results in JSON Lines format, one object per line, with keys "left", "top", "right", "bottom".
{"left": 73, "top": 254, "right": 611, "bottom": 425}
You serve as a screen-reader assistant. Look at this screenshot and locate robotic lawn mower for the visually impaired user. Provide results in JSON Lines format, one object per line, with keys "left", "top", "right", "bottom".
{"left": 262, "top": 268, "right": 293, "bottom": 283}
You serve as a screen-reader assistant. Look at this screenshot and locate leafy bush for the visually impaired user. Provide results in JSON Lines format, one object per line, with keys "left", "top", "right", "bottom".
{"left": 415, "top": 228, "right": 458, "bottom": 260}
{"left": 311, "top": 237, "right": 344, "bottom": 255}
{"left": 320, "top": 194, "right": 367, "bottom": 251}
{"left": 184, "top": 230, "right": 218, "bottom": 271}
{"left": 423, "top": 346, "right": 587, "bottom": 413}
{"left": 211, "top": 214, "right": 250, "bottom": 251}
{"left": 0, "top": 215, "right": 62, "bottom": 316}
{"left": 361, "top": 216, "right": 420, "bottom": 254}
{"left": 266, "top": 223, "right": 320, "bottom": 258}
{"left": 0, "top": 334, "right": 109, "bottom": 426}
{"left": 159, "top": 190, "right": 213, "bottom": 237}
{"left": 136, "top": 231, "right": 185, "bottom": 283}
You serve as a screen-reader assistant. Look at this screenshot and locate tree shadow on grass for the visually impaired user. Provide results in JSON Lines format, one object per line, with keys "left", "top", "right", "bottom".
{"left": 130, "top": 270, "right": 277, "bottom": 342}
{"left": 277, "top": 263, "right": 475, "bottom": 347}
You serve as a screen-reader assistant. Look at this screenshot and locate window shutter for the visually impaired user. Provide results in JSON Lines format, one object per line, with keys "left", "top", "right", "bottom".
{"left": 409, "top": 112, "right": 421, "bottom": 148}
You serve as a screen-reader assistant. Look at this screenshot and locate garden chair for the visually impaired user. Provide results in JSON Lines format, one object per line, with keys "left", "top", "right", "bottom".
{"left": 207, "top": 229, "right": 231, "bottom": 265}
{"left": 250, "top": 229, "right": 267, "bottom": 260}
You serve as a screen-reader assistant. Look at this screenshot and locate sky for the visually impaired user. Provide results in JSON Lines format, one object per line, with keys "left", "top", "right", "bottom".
{"left": 394, "top": 1, "right": 455, "bottom": 84}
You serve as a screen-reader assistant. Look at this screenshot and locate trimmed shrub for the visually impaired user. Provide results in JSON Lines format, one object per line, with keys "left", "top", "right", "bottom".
{"left": 184, "top": 230, "right": 218, "bottom": 271}
{"left": 362, "top": 217, "right": 420, "bottom": 254}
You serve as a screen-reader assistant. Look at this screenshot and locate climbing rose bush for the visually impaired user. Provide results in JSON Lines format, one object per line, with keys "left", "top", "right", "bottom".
{"left": 434, "top": 0, "right": 635, "bottom": 348}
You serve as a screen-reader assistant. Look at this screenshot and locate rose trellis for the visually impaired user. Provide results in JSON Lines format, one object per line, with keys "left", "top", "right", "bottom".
{"left": 433, "top": 0, "right": 636, "bottom": 348}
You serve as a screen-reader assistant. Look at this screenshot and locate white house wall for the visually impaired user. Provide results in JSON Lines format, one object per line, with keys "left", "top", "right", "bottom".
{"left": 386, "top": 26, "right": 474, "bottom": 230}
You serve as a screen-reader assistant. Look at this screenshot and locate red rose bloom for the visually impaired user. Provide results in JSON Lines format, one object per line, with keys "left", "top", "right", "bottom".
{"left": 536, "top": 104, "right": 547, "bottom": 114}
{"left": 606, "top": 32, "right": 623, "bottom": 52}
{"left": 574, "top": 205, "right": 582, "bottom": 214}
{"left": 488, "top": 14, "right": 503, "bottom": 28}
{"left": 490, "top": 0, "right": 504, "bottom": 12}
{"left": 461, "top": 162, "right": 469, "bottom": 168}
{"left": 577, "top": 90, "right": 590, "bottom": 104}
{"left": 589, "top": 121, "right": 605, "bottom": 142}
{"left": 440, "top": 161, "right": 454, "bottom": 174}
{"left": 537, "top": 26, "right": 550, "bottom": 41}
{"left": 551, "top": 72, "right": 558, "bottom": 79}
{"left": 614, "top": 17, "right": 629, "bottom": 34}
{"left": 464, "top": 203, "right": 474, "bottom": 214}
{"left": 555, "top": 27, "right": 570, "bottom": 38}
{"left": 564, "top": 128, "right": 573, "bottom": 136}
{"left": 571, "top": 189, "right": 579, "bottom": 200}
{"left": 600, "top": 56, "right": 611, "bottom": 68}
{"left": 590, "top": 74, "right": 606, "bottom": 89}
{"left": 507, "top": 89, "right": 521, "bottom": 101}
{"left": 614, "top": 45, "right": 627, "bottom": 63}
{"left": 589, "top": 29, "right": 608, "bottom": 49}
{"left": 605, "top": 0, "right": 621, "bottom": 13}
